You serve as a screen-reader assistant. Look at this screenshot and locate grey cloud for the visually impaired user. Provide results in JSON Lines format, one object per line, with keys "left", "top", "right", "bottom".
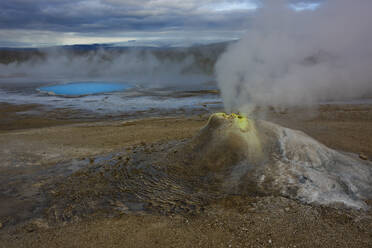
{"left": 0, "top": 0, "right": 257, "bottom": 33}
{"left": 0, "top": 0, "right": 325, "bottom": 47}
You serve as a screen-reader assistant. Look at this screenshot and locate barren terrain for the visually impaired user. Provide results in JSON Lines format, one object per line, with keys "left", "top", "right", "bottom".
{"left": 0, "top": 103, "right": 372, "bottom": 247}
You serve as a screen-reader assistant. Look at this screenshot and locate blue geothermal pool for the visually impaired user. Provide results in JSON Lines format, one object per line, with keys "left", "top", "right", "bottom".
{"left": 38, "top": 82, "right": 132, "bottom": 96}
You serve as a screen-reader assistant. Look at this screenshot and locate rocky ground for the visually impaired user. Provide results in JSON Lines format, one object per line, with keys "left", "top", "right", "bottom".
{"left": 0, "top": 102, "right": 372, "bottom": 247}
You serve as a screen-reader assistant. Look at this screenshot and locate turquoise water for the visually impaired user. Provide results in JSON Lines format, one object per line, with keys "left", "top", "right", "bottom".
{"left": 38, "top": 82, "right": 131, "bottom": 96}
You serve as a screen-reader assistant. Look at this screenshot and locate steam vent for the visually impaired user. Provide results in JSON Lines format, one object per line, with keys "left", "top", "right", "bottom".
{"left": 169, "top": 113, "right": 372, "bottom": 209}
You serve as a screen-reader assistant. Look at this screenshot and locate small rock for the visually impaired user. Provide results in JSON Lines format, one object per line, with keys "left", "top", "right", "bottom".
{"left": 285, "top": 207, "right": 290, "bottom": 212}
{"left": 359, "top": 153, "right": 368, "bottom": 160}
{"left": 111, "top": 201, "right": 129, "bottom": 212}
{"left": 31, "top": 219, "right": 49, "bottom": 229}
{"left": 25, "top": 225, "right": 35, "bottom": 233}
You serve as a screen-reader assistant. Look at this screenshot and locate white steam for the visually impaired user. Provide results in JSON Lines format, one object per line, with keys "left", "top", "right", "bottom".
{"left": 0, "top": 48, "right": 209, "bottom": 88}
{"left": 216, "top": 0, "right": 372, "bottom": 113}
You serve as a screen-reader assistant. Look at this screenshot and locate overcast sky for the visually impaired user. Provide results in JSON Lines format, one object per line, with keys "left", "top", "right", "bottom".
{"left": 0, "top": 0, "right": 320, "bottom": 47}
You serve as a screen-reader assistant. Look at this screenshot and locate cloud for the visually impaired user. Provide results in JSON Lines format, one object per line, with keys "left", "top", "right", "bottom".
{"left": 0, "top": 0, "right": 263, "bottom": 46}
{"left": 0, "top": 1, "right": 332, "bottom": 47}
{"left": 290, "top": 2, "right": 321, "bottom": 11}
{"left": 0, "top": 29, "right": 244, "bottom": 48}
{"left": 0, "top": 0, "right": 257, "bottom": 32}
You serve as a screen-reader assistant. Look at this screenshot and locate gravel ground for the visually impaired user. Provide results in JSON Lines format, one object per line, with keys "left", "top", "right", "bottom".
{"left": 0, "top": 103, "right": 372, "bottom": 247}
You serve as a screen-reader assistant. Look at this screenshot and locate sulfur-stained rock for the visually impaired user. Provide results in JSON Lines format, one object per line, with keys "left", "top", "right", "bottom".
{"left": 168, "top": 113, "right": 372, "bottom": 209}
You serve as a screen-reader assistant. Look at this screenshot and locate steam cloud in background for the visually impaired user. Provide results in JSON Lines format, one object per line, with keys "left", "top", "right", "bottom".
{"left": 216, "top": 0, "right": 372, "bottom": 114}
{"left": 0, "top": 48, "right": 210, "bottom": 88}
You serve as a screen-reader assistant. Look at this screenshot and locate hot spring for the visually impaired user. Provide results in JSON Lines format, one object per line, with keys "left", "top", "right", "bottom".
{"left": 38, "top": 82, "right": 132, "bottom": 96}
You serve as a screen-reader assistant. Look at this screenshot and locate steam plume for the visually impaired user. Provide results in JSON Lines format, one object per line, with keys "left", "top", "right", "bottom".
{"left": 0, "top": 48, "right": 210, "bottom": 88}
{"left": 216, "top": 0, "right": 372, "bottom": 114}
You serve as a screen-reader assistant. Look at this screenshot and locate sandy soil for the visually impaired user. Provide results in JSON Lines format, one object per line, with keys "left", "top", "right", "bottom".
{"left": 0, "top": 103, "right": 372, "bottom": 247}
{"left": 0, "top": 103, "right": 86, "bottom": 132}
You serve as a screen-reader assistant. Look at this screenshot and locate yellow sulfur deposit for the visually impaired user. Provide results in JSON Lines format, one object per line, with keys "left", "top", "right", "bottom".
{"left": 211, "top": 113, "right": 252, "bottom": 132}
{"left": 209, "top": 113, "right": 262, "bottom": 158}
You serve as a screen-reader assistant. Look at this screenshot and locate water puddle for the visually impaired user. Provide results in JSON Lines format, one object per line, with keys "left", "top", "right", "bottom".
{"left": 38, "top": 82, "right": 132, "bottom": 96}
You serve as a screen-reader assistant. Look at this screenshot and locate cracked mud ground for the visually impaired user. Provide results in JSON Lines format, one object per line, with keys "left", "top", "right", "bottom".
{"left": 1, "top": 103, "right": 372, "bottom": 247}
